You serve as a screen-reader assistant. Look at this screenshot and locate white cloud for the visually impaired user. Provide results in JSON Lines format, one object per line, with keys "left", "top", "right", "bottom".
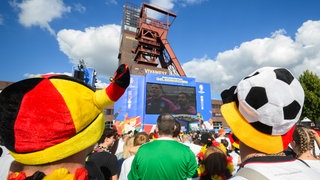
{"left": 179, "top": 0, "right": 208, "bottom": 7}
{"left": 150, "top": 0, "right": 174, "bottom": 10}
{"left": 148, "top": 0, "right": 175, "bottom": 19}
{"left": 24, "top": 72, "right": 72, "bottom": 78}
{"left": 183, "top": 20, "right": 320, "bottom": 98}
{"left": 24, "top": 72, "right": 108, "bottom": 89}
{"left": 13, "top": 0, "right": 71, "bottom": 35}
{"left": 95, "top": 79, "right": 109, "bottom": 89}
{"left": 57, "top": 24, "right": 121, "bottom": 79}
{"left": 182, "top": 0, "right": 207, "bottom": 4}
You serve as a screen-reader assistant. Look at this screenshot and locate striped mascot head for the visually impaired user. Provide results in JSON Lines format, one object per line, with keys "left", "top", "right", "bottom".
{"left": 0, "top": 72, "right": 128, "bottom": 165}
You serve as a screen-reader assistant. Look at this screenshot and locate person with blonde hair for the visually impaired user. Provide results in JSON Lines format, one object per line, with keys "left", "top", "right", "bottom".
{"left": 119, "top": 132, "right": 150, "bottom": 180}
{"left": 291, "top": 126, "right": 320, "bottom": 173}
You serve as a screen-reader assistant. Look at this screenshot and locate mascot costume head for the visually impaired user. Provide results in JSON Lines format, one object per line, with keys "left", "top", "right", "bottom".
{"left": 0, "top": 64, "right": 130, "bottom": 165}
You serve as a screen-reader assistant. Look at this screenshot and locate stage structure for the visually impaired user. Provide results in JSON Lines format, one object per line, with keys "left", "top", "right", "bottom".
{"left": 72, "top": 60, "right": 97, "bottom": 89}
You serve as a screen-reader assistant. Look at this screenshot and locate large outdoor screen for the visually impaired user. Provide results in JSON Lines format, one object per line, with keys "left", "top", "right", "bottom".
{"left": 145, "top": 82, "right": 197, "bottom": 115}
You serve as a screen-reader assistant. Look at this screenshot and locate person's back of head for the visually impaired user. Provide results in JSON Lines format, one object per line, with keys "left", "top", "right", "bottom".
{"left": 200, "top": 132, "right": 214, "bottom": 146}
{"left": 133, "top": 132, "right": 150, "bottom": 146}
{"left": 292, "top": 126, "right": 316, "bottom": 158}
{"left": 97, "top": 128, "right": 117, "bottom": 144}
{"left": 200, "top": 146, "right": 233, "bottom": 179}
{"left": 156, "top": 113, "right": 175, "bottom": 136}
{"left": 123, "top": 136, "right": 134, "bottom": 159}
{"left": 193, "top": 138, "right": 202, "bottom": 146}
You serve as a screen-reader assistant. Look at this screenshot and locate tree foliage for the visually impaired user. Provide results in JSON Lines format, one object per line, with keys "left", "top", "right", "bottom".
{"left": 299, "top": 70, "right": 320, "bottom": 123}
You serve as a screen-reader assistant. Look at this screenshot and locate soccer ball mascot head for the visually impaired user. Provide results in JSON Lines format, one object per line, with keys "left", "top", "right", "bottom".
{"left": 220, "top": 67, "right": 304, "bottom": 154}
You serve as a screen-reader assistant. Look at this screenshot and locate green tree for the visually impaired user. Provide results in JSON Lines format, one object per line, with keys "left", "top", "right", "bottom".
{"left": 299, "top": 70, "right": 320, "bottom": 125}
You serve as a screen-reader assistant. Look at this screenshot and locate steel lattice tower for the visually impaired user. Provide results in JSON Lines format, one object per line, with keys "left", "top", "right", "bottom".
{"left": 118, "top": 2, "right": 186, "bottom": 76}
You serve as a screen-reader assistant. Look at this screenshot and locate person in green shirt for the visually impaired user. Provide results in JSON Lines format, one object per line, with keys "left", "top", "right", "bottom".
{"left": 128, "top": 113, "right": 198, "bottom": 180}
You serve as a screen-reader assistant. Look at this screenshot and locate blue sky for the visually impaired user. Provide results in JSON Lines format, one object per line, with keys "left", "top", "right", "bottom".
{"left": 1, "top": 0, "right": 320, "bottom": 99}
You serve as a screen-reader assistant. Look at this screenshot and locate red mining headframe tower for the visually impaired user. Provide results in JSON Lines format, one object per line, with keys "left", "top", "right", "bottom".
{"left": 118, "top": 2, "right": 186, "bottom": 76}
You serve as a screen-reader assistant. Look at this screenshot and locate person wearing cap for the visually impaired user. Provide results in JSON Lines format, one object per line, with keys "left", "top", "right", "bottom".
{"left": 0, "top": 64, "right": 130, "bottom": 179}
{"left": 220, "top": 67, "right": 320, "bottom": 179}
{"left": 128, "top": 113, "right": 198, "bottom": 180}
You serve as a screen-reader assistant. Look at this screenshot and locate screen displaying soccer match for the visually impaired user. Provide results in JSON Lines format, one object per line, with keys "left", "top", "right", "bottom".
{"left": 145, "top": 83, "right": 197, "bottom": 115}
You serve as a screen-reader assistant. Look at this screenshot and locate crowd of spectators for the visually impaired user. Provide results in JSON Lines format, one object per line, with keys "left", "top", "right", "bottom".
{"left": 1, "top": 65, "right": 320, "bottom": 180}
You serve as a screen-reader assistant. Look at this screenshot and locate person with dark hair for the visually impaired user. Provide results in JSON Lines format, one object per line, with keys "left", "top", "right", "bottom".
{"left": 198, "top": 146, "right": 233, "bottom": 180}
{"left": 220, "top": 139, "right": 230, "bottom": 153}
{"left": 172, "top": 119, "right": 182, "bottom": 141}
{"left": 0, "top": 64, "right": 130, "bottom": 179}
{"left": 200, "top": 132, "right": 215, "bottom": 147}
{"left": 87, "top": 128, "right": 120, "bottom": 180}
{"left": 173, "top": 92, "right": 196, "bottom": 114}
{"left": 146, "top": 84, "right": 176, "bottom": 114}
{"left": 128, "top": 113, "right": 198, "bottom": 180}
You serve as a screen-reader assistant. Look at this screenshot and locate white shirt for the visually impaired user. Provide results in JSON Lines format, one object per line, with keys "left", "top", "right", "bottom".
{"left": 231, "top": 158, "right": 320, "bottom": 179}
{"left": 303, "top": 159, "right": 320, "bottom": 173}
{"left": 0, "top": 146, "right": 14, "bottom": 180}
{"left": 119, "top": 155, "right": 134, "bottom": 180}
{"left": 229, "top": 150, "right": 240, "bottom": 175}
{"left": 183, "top": 142, "right": 202, "bottom": 157}
{"left": 115, "top": 138, "right": 125, "bottom": 157}
{"left": 203, "top": 121, "right": 214, "bottom": 130}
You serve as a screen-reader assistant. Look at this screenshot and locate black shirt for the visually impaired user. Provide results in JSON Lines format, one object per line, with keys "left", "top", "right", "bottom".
{"left": 87, "top": 151, "right": 120, "bottom": 180}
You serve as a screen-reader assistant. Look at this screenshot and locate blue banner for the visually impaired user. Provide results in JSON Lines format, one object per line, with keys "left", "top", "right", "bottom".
{"left": 195, "top": 82, "right": 212, "bottom": 122}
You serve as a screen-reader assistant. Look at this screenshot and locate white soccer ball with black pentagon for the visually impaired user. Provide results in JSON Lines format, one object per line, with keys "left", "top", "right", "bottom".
{"left": 236, "top": 67, "right": 304, "bottom": 136}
